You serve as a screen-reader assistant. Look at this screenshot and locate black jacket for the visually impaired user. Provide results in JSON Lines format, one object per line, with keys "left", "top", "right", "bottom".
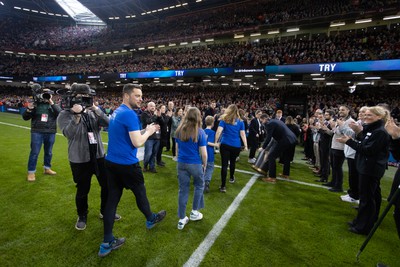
{"left": 22, "top": 102, "right": 61, "bottom": 133}
{"left": 346, "top": 120, "right": 389, "bottom": 177}
{"left": 262, "top": 119, "right": 297, "bottom": 149}
{"left": 140, "top": 110, "right": 163, "bottom": 140}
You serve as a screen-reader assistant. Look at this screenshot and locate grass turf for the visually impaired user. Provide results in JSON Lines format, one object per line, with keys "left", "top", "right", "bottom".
{"left": 0, "top": 112, "right": 399, "bottom": 266}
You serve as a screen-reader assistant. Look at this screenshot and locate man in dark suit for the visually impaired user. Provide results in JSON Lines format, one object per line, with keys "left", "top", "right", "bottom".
{"left": 274, "top": 109, "right": 285, "bottom": 122}
{"left": 260, "top": 116, "right": 297, "bottom": 183}
{"left": 248, "top": 110, "right": 263, "bottom": 164}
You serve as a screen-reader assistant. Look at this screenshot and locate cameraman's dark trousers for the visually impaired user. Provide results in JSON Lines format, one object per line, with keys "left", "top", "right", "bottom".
{"left": 70, "top": 158, "right": 108, "bottom": 217}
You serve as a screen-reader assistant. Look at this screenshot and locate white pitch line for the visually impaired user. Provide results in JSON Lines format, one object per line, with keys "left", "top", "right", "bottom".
{"left": 183, "top": 174, "right": 260, "bottom": 267}
{"left": 0, "top": 121, "right": 109, "bottom": 145}
{"left": 0, "top": 120, "right": 337, "bottom": 265}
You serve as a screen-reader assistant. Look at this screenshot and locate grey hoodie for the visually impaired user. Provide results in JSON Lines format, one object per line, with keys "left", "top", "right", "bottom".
{"left": 57, "top": 108, "right": 109, "bottom": 163}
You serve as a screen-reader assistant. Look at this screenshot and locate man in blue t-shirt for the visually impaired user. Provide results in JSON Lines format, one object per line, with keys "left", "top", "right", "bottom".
{"left": 98, "top": 84, "right": 167, "bottom": 258}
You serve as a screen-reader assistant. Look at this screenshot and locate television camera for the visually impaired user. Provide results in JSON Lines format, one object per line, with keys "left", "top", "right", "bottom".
{"left": 58, "top": 84, "right": 96, "bottom": 110}
{"left": 31, "top": 83, "right": 54, "bottom": 103}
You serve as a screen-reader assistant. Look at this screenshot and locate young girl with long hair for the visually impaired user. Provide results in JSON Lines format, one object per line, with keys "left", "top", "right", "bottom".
{"left": 175, "top": 107, "right": 207, "bottom": 230}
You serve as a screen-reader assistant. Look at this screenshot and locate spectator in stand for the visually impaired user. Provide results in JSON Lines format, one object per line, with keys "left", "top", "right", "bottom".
{"left": 215, "top": 104, "right": 248, "bottom": 193}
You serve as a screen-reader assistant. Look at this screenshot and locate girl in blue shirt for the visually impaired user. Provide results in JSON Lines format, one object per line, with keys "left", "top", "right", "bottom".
{"left": 215, "top": 104, "right": 248, "bottom": 193}
{"left": 175, "top": 107, "right": 207, "bottom": 230}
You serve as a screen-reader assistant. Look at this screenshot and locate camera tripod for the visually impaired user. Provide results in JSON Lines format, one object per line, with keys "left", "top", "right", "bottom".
{"left": 356, "top": 184, "right": 400, "bottom": 262}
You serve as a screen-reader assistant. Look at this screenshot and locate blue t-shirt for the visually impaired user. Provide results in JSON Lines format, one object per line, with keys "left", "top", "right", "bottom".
{"left": 176, "top": 129, "right": 207, "bottom": 164}
{"left": 106, "top": 104, "right": 141, "bottom": 165}
{"left": 204, "top": 128, "right": 215, "bottom": 162}
{"left": 219, "top": 119, "right": 244, "bottom": 148}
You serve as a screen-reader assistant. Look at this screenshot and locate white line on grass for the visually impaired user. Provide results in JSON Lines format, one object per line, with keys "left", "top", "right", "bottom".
{"left": 183, "top": 174, "right": 260, "bottom": 267}
{"left": 0, "top": 120, "right": 336, "bottom": 265}
{"left": 0, "top": 121, "right": 109, "bottom": 144}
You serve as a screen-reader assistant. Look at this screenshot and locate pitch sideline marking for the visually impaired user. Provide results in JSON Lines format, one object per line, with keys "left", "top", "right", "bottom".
{"left": 0, "top": 120, "right": 332, "bottom": 266}
{"left": 183, "top": 174, "right": 259, "bottom": 267}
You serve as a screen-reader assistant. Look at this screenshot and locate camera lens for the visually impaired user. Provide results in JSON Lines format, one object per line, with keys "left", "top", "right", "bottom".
{"left": 43, "top": 93, "right": 51, "bottom": 100}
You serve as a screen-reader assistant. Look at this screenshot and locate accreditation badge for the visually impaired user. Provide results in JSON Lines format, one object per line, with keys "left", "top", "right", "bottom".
{"left": 41, "top": 114, "right": 48, "bottom": 122}
{"left": 88, "top": 132, "right": 98, "bottom": 144}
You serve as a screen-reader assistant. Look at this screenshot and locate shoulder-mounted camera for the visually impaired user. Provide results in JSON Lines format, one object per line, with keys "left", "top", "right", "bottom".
{"left": 57, "top": 84, "right": 96, "bottom": 110}
{"left": 31, "top": 83, "right": 54, "bottom": 103}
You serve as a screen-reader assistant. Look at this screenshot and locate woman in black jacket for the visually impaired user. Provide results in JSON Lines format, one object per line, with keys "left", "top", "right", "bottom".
{"left": 338, "top": 106, "right": 390, "bottom": 235}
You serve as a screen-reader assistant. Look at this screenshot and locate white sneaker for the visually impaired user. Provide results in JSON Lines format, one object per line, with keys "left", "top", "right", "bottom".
{"left": 173, "top": 156, "right": 177, "bottom": 161}
{"left": 341, "top": 194, "right": 359, "bottom": 204}
{"left": 248, "top": 158, "right": 256, "bottom": 164}
{"left": 340, "top": 194, "right": 349, "bottom": 200}
{"left": 190, "top": 210, "right": 203, "bottom": 221}
{"left": 177, "top": 216, "right": 189, "bottom": 230}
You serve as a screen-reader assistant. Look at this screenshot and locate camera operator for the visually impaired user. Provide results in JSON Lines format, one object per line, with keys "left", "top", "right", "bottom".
{"left": 141, "top": 102, "right": 163, "bottom": 173}
{"left": 22, "top": 85, "right": 61, "bottom": 182}
{"left": 57, "top": 84, "right": 120, "bottom": 231}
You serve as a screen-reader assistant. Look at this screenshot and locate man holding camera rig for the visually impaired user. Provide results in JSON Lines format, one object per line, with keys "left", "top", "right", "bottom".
{"left": 57, "top": 84, "right": 120, "bottom": 231}
{"left": 23, "top": 84, "right": 61, "bottom": 182}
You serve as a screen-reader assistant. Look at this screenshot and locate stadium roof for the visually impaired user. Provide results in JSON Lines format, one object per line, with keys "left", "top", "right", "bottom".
{"left": 0, "top": 0, "right": 246, "bottom": 25}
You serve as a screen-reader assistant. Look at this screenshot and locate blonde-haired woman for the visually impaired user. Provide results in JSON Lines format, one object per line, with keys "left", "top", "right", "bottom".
{"left": 338, "top": 106, "right": 390, "bottom": 235}
{"left": 215, "top": 104, "right": 248, "bottom": 193}
{"left": 175, "top": 107, "right": 207, "bottom": 230}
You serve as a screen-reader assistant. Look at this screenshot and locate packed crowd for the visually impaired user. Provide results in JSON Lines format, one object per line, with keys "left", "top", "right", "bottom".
{"left": 2, "top": 84, "right": 400, "bottom": 122}
{"left": 1, "top": 26, "right": 399, "bottom": 76}
{"left": 1, "top": 0, "right": 397, "bottom": 53}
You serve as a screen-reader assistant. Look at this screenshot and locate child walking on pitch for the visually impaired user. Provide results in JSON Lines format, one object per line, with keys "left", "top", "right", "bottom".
{"left": 175, "top": 107, "right": 207, "bottom": 230}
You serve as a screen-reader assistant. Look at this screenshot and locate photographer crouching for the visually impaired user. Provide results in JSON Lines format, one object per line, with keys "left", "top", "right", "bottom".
{"left": 57, "top": 84, "right": 120, "bottom": 231}
{"left": 23, "top": 84, "right": 61, "bottom": 182}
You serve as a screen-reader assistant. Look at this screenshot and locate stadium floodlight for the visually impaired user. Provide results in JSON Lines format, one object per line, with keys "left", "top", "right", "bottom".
{"left": 287, "top": 27, "right": 299, "bottom": 32}
{"left": 383, "top": 15, "right": 400, "bottom": 20}
{"left": 330, "top": 22, "right": 345, "bottom": 27}
{"left": 268, "top": 30, "right": 279, "bottom": 34}
{"left": 54, "top": 0, "right": 106, "bottom": 26}
{"left": 355, "top": 18, "right": 372, "bottom": 24}
{"left": 365, "top": 77, "right": 381, "bottom": 80}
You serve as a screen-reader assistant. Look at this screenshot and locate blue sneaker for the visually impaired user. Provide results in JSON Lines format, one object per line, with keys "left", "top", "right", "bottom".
{"left": 146, "top": 210, "right": 166, "bottom": 229}
{"left": 98, "top": 237, "right": 126, "bottom": 257}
